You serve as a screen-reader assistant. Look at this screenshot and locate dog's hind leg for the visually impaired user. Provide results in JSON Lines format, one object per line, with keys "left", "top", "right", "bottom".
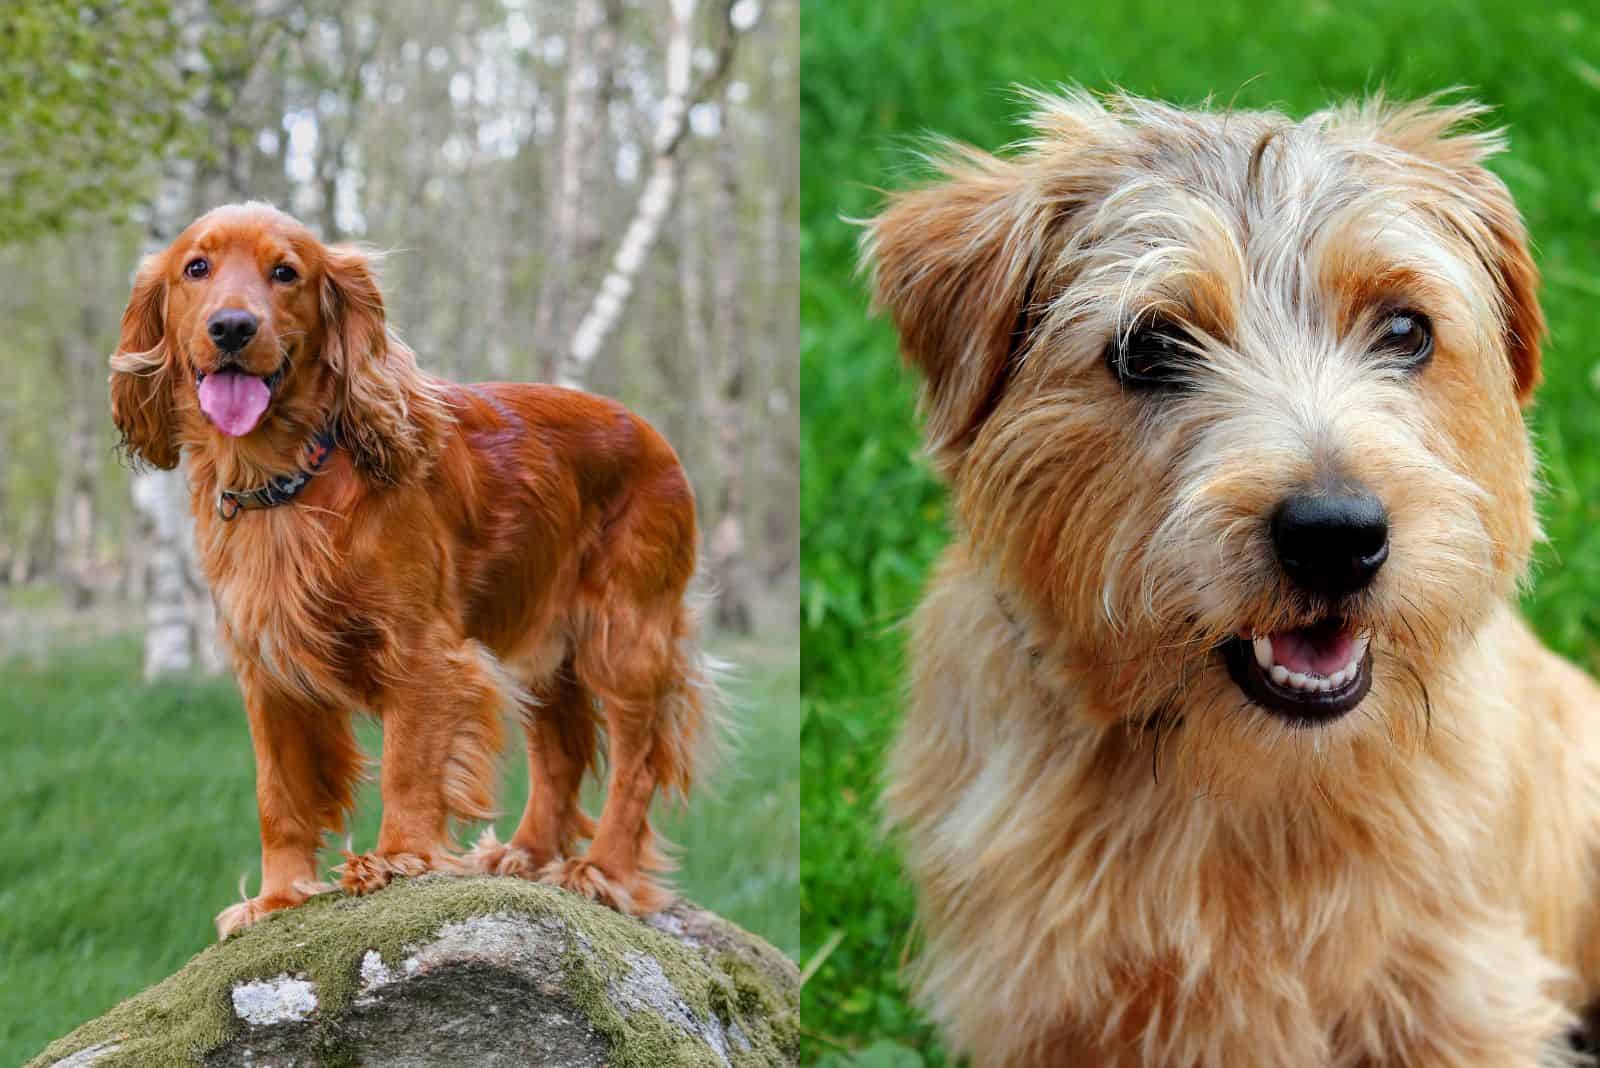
{"left": 540, "top": 596, "right": 711, "bottom": 915}
{"left": 339, "top": 635, "right": 511, "bottom": 895}
{"left": 217, "top": 678, "right": 363, "bottom": 938}
{"left": 466, "top": 661, "right": 599, "bottom": 878}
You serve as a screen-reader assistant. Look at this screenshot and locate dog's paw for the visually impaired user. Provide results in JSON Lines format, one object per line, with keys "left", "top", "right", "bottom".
{"left": 215, "top": 879, "right": 334, "bottom": 940}
{"left": 337, "top": 850, "right": 438, "bottom": 895}
{"left": 463, "top": 828, "right": 547, "bottom": 878}
{"left": 538, "top": 856, "right": 672, "bottom": 915}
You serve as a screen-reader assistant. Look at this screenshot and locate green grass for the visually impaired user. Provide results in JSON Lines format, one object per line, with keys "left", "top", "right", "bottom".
{"left": 0, "top": 629, "right": 797, "bottom": 1065}
{"left": 800, "top": 1, "right": 1600, "bottom": 1062}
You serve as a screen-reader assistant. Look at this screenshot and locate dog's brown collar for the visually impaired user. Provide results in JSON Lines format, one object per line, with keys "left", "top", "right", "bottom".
{"left": 216, "top": 428, "right": 338, "bottom": 521}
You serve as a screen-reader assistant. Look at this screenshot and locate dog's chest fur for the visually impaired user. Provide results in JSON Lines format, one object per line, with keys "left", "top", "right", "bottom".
{"left": 888, "top": 550, "right": 1600, "bottom": 1065}
{"left": 201, "top": 505, "right": 385, "bottom": 705}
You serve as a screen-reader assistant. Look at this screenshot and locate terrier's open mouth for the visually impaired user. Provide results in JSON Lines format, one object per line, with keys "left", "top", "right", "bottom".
{"left": 1222, "top": 618, "right": 1372, "bottom": 724}
{"left": 195, "top": 364, "right": 285, "bottom": 438}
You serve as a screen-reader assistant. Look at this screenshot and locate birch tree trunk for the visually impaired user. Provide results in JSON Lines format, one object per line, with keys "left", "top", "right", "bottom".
{"left": 678, "top": 165, "right": 710, "bottom": 395}
{"left": 558, "top": 0, "right": 741, "bottom": 388}
{"left": 533, "top": 0, "right": 621, "bottom": 380}
{"left": 132, "top": 154, "right": 223, "bottom": 678}
{"left": 131, "top": 0, "right": 273, "bottom": 678}
{"left": 52, "top": 330, "right": 101, "bottom": 611}
{"left": 704, "top": 142, "right": 752, "bottom": 632}
{"left": 308, "top": 6, "right": 379, "bottom": 241}
{"left": 132, "top": 464, "right": 208, "bottom": 679}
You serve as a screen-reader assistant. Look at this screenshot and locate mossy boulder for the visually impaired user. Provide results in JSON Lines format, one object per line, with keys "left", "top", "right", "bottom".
{"left": 29, "top": 875, "right": 798, "bottom": 1067}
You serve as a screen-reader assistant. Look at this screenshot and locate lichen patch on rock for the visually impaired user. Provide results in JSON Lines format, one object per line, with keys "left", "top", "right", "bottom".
{"left": 612, "top": 952, "right": 733, "bottom": 1067}
{"left": 47, "top": 1041, "right": 121, "bottom": 1067}
{"left": 229, "top": 974, "right": 318, "bottom": 1026}
{"left": 356, "top": 949, "right": 395, "bottom": 1001}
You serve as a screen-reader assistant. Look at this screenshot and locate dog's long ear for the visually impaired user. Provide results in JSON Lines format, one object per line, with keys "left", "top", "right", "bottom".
{"left": 109, "top": 255, "right": 181, "bottom": 470}
{"left": 863, "top": 147, "right": 1051, "bottom": 468}
{"left": 1452, "top": 166, "right": 1544, "bottom": 405}
{"left": 1353, "top": 97, "right": 1545, "bottom": 405}
{"left": 320, "top": 245, "right": 449, "bottom": 484}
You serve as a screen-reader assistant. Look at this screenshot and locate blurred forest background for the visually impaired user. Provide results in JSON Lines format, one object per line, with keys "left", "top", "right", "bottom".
{"left": 1, "top": 0, "right": 798, "bottom": 660}
{"left": 0, "top": 1, "right": 798, "bottom": 1061}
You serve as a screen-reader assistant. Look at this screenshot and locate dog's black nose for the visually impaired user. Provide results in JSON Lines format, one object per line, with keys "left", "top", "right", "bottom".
{"left": 207, "top": 309, "right": 258, "bottom": 353}
{"left": 1271, "top": 491, "right": 1389, "bottom": 596}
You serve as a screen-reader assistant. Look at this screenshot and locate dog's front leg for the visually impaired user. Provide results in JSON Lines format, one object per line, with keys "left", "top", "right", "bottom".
{"left": 339, "top": 638, "right": 509, "bottom": 894}
{"left": 1350, "top": 916, "right": 1579, "bottom": 1068}
{"left": 216, "top": 678, "right": 363, "bottom": 938}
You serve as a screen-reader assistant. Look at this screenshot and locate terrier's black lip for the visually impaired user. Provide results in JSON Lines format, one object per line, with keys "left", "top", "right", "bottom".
{"left": 1221, "top": 630, "right": 1372, "bottom": 726}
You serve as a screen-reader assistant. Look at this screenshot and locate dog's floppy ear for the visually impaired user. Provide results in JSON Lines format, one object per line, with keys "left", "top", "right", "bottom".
{"left": 109, "top": 255, "right": 181, "bottom": 470}
{"left": 864, "top": 147, "right": 1051, "bottom": 468}
{"left": 1454, "top": 167, "right": 1544, "bottom": 405}
{"left": 1352, "top": 97, "right": 1545, "bottom": 405}
{"left": 320, "top": 244, "right": 449, "bottom": 484}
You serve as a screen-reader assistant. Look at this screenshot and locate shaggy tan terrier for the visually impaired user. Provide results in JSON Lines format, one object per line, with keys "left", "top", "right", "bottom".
{"left": 864, "top": 91, "right": 1600, "bottom": 1067}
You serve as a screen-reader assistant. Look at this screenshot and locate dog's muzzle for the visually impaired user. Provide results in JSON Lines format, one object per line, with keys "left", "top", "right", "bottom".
{"left": 1222, "top": 618, "right": 1373, "bottom": 725}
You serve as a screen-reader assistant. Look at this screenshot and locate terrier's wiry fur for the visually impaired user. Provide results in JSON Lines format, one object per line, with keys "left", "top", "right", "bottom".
{"left": 864, "top": 90, "right": 1600, "bottom": 1067}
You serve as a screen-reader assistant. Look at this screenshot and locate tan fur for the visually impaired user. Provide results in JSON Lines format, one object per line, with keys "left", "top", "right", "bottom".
{"left": 865, "top": 92, "right": 1600, "bottom": 1067}
{"left": 110, "top": 203, "right": 717, "bottom": 936}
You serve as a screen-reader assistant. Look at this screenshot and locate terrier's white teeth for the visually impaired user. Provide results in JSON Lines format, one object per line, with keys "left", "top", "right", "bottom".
{"left": 1250, "top": 629, "right": 1372, "bottom": 694}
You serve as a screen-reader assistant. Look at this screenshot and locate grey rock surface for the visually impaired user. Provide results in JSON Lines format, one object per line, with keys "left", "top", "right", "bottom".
{"left": 30, "top": 875, "right": 798, "bottom": 1068}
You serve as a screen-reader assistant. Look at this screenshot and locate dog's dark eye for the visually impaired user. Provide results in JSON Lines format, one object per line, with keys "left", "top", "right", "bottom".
{"left": 1373, "top": 308, "right": 1433, "bottom": 370}
{"left": 184, "top": 258, "right": 210, "bottom": 280}
{"left": 1108, "top": 320, "right": 1194, "bottom": 390}
{"left": 271, "top": 264, "right": 298, "bottom": 284}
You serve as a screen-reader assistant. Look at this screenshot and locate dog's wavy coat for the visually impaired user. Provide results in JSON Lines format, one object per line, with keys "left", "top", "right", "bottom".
{"left": 111, "top": 203, "right": 713, "bottom": 936}
{"left": 866, "top": 93, "right": 1600, "bottom": 1066}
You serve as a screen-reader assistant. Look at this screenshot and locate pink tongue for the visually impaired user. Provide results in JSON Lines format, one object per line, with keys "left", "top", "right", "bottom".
{"left": 1271, "top": 628, "right": 1354, "bottom": 675}
{"left": 197, "top": 370, "right": 271, "bottom": 437}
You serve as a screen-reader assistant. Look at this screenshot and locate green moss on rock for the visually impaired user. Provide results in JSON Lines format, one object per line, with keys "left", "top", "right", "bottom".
{"left": 29, "top": 875, "right": 798, "bottom": 1068}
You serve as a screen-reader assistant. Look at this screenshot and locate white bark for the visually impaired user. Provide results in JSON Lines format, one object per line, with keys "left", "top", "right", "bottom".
{"left": 559, "top": 0, "right": 740, "bottom": 387}
{"left": 131, "top": 3, "right": 226, "bottom": 677}
{"left": 132, "top": 466, "right": 209, "bottom": 679}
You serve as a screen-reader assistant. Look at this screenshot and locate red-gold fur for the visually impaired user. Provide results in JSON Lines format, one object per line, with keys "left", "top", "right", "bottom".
{"left": 866, "top": 93, "right": 1600, "bottom": 1066}
{"left": 110, "top": 203, "right": 714, "bottom": 936}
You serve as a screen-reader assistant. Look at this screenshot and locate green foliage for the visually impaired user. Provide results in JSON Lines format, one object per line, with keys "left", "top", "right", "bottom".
{"left": 0, "top": 630, "right": 798, "bottom": 1065}
{"left": 0, "top": 2, "right": 183, "bottom": 240}
{"left": 0, "top": 0, "right": 292, "bottom": 242}
{"left": 801, "top": 0, "right": 1600, "bottom": 1060}
{"left": 814, "top": 1040, "right": 925, "bottom": 1068}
